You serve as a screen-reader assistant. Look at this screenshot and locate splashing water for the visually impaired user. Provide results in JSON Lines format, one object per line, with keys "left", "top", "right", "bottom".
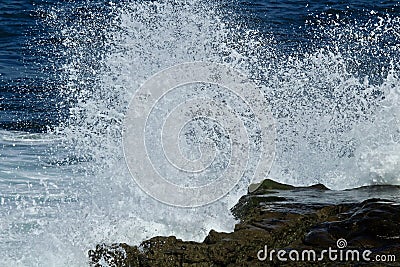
{"left": 264, "top": 13, "right": 400, "bottom": 189}
{"left": 1, "top": 0, "right": 399, "bottom": 265}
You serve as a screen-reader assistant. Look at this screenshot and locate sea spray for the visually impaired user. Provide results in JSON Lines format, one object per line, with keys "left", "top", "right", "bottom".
{"left": 2, "top": 0, "right": 399, "bottom": 265}
{"left": 20, "top": 0, "right": 268, "bottom": 265}
{"left": 46, "top": 0, "right": 400, "bottom": 253}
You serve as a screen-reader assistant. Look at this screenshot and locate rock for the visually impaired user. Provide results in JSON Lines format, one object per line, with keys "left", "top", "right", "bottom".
{"left": 305, "top": 199, "right": 400, "bottom": 249}
{"left": 248, "top": 179, "right": 295, "bottom": 194}
{"left": 231, "top": 195, "right": 287, "bottom": 221}
{"left": 300, "top": 183, "right": 329, "bottom": 190}
{"left": 88, "top": 180, "right": 400, "bottom": 267}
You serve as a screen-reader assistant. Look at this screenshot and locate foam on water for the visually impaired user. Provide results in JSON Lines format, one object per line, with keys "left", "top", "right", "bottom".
{"left": 1, "top": 0, "right": 399, "bottom": 265}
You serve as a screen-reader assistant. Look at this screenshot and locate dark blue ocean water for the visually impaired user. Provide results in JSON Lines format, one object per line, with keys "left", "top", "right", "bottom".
{"left": 1, "top": 0, "right": 398, "bottom": 132}
{"left": 0, "top": 1, "right": 58, "bottom": 132}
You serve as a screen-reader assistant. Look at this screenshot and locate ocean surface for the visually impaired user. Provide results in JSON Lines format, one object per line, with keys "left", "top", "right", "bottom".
{"left": 0, "top": 0, "right": 399, "bottom": 265}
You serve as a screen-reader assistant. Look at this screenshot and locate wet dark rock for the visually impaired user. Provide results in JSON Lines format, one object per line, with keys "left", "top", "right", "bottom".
{"left": 305, "top": 199, "right": 400, "bottom": 249}
{"left": 301, "top": 183, "right": 329, "bottom": 190}
{"left": 89, "top": 180, "right": 400, "bottom": 267}
{"left": 231, "top": 195, "right": 287, "bottom": 221}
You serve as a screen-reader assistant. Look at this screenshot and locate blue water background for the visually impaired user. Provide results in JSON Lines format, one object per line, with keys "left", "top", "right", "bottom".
{"left": 1, "top": 0, "right": 399, "bottom": 133}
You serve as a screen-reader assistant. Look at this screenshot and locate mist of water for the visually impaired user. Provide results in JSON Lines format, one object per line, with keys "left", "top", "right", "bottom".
{"left": 1, "top": 0, "right": 399, "bottom": 265}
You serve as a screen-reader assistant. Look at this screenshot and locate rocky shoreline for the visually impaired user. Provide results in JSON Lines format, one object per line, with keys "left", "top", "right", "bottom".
{"left": 89, "top": 179, "right": 400, "bottom": 266}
